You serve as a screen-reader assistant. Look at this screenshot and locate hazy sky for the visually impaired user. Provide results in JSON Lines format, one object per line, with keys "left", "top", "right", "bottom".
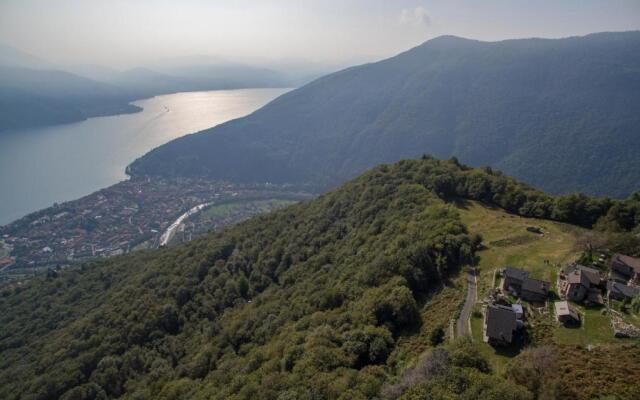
{"left": 1, "top": 0, "right": 639, "bottom": 68}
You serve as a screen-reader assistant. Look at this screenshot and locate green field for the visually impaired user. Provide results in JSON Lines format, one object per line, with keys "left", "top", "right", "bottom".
{"left": 455, "top": 200, "right": 634, "bottom": 368}
{"left": 456, "top": 200, "right": 584, "bottom": 297}
{"left": 553, "top": 305, "right": 616, "bottom": 345}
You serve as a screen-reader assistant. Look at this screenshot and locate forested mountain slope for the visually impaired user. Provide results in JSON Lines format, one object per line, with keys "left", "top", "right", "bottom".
{"left": 129, "top": 31, "right": 640, "bottom": 197}
{"left": 2, "top": 158, "right": 640, "bottom": 399}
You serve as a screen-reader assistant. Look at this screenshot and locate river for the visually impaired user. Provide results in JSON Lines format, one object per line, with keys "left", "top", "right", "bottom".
{"left": 0, "top": 88, "right": 289, "bottom": 225}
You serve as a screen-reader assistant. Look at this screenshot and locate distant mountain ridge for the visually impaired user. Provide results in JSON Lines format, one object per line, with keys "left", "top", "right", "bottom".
{"left": 0, "top": 46, "right": 317, "bottom": 132}
{"left": 129, "top": 31, "right": 640, "bottom": 197}
{"left": 107, "top": 64, "right": 290, "bottom": 99}
{"left": 0, "top": 66, "right": 141, "bottom": 132}
{"left": 0, "top": 43, "right": 56, "bottom": 70}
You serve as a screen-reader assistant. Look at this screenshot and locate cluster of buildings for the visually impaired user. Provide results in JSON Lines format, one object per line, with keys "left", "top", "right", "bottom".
{"left": 558, "top": 253, "right": 640, "bottom": 304}
{"left": 483, "top": 267, "right": 552, "bottom": 346}
{"left": 608, "top": 254, "right": 640, "bottom": 300}
{"left": 0, "top": 177, "right": 308, "bottom": 275}
{"left": 483, "top": 253, "right": 640, "bottom": 347}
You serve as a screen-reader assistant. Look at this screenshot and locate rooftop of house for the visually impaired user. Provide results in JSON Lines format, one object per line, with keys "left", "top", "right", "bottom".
{"left": 554, "top": 301, "right": 570, "bottom": 315}
{"left": 522, "top": 277, "right": 550, "bottom": 295}
{"left": 610, "top": 269, "right": 630, "bottom": 283}
{"left": 567, "top": 270, "right": 585, "bottom": 285}
{"left": 565, "top": 264, "right": 601, "bottom": 287}
{"left": 504, "top": 267, "right": 530, "bottom": 282}
{"left": 612, "top": 254, "right": 640, "bottom": 274}
{"left": 554, "top": 301, "right": 579, "bottom": 320}
{"left": 486, "top": 304, "right": 518, "bottom": 343}
{"left": 607, "top": 281, "right": 640, "bottom": 298}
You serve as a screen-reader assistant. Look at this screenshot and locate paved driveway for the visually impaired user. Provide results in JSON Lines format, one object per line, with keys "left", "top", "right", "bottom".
{"left": 456, "top": 268, "right": 477, "bottom": 338}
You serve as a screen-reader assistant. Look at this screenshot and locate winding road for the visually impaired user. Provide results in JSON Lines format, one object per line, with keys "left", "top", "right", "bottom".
{"left": 456, "top": 268, "right": 477, "bottom": 338}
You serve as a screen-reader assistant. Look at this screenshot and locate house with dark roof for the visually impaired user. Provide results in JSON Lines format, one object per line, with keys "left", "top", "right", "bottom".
{"left": 558, "top": 263, "right": 603, "bottom": 304}
{"left": 607, "top": 281, "right": 640, "bottom": 301}
{"left": 521, "top": 278, "right": 550, "bottom": 302}
{"left": 484, "top": 304, "right": 519, "bottom": 346}
{"left": 502, "top": 267, "right": 529, "bottom": 293}
{"left": 610, "top": 254, "right": 640, "bottom": 284}
{"left": 501, "top": 267, "right": 550, "bottom": 302}
{"left": 610, "top": 269, "right": 631, "bottom": 285}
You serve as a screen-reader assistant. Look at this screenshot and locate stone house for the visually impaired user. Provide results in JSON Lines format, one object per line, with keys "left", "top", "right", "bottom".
{"left": 521, "top": 278, "right": 550, "bottom": 303}
{"left": 484, "top": 304, "right": 519, "bottom": 346}
{"left": 558, "top": 263, "right": 602, "bottom": 304}
{"left": 502, "top": 267, "right": 550, "bottom": 302}
{"left": 607, "top": 281, "right": 640, "bottom": 301}
{"left": 502, "top": 267, "right": 529, "bottom": 293}
{"left": 610, "top": 254, "right": 640, "bottom": 284}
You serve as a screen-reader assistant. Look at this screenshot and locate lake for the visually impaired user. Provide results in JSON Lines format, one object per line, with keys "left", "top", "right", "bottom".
{"left": 0, "top": 88, "right": 289, "bottom": 225}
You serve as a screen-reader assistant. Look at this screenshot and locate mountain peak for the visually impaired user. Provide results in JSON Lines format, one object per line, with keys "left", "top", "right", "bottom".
{"left": 426, "top": 34, "right": 474, "bottom": 43}
{"left": 129, "top": 30, "right": 640, "bottom": 198}
{"left": 415, "top": 35, "right": 478, "bottom": 49}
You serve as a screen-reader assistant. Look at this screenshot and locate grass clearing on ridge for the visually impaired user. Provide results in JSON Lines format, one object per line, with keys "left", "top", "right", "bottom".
{"left": 452, "top": 200, "right": 633, "bottom": 368}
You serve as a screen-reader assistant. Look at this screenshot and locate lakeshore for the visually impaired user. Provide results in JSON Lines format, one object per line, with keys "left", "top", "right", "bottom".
{"left": 0, "top": 176, "right": 311, "bottom": 279}
{"left": 0, "top": 88, "right": 290, "bottom": 224}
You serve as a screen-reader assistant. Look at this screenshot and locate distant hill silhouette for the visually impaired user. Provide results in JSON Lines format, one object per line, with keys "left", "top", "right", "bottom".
{"left": 0, "top": 66, "right": 140, "bottom": 132}
{"left": 0, "top": 46, "right": 305, "bottom": 132}
{"left": 129, "top": 31, "right": 640, "bottom": 197}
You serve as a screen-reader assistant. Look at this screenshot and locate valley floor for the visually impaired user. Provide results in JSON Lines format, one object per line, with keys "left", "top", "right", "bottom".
{"left": 0, "top": 177, "right": 311, "bottom": 283}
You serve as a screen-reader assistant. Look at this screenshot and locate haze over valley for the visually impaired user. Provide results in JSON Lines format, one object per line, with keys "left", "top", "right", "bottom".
{"left": 0, "top": 44, "right": 319, "bottom": 132}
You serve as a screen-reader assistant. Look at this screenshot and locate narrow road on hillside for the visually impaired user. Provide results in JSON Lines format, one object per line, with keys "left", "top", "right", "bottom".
{"left": 456, "top": 268, "right": 477, "bottom": 338}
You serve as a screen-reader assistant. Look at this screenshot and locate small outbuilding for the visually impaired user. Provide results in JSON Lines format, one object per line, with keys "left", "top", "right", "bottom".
{"left": 511, "top": 303, "right": 524, "bottom": 320}
{"left": 554, "top": 301, "right": 580, "bottom": 325}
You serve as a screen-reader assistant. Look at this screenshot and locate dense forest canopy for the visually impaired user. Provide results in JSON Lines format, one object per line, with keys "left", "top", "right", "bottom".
{"left": 2, "top": 158, "right": 639, "bottom": 400}
{"left": 129, "top": 31, "right": 640, "bottom": 198}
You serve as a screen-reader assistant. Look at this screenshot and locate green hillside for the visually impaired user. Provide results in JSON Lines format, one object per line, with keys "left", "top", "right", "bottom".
{"left": 1, "top": 158, "right": 640, "bottom": 400}
{"left": 129, "top": 31, "right": 640, "bottom": 197}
